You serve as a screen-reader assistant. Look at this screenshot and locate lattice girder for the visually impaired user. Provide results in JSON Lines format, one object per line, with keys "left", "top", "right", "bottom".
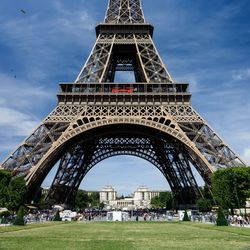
{"left": 23, "top": 113, "right": 217, "bottom": 197}
{"left": 105, "top": 0, "right": 145, "bottom": 24}
{"left": 76, "top": 33, "right": 173, "bottom": 83}
{"left": 47, "top": 134, "right": 202, "bottom": 204}
{"left": 25, "top": 102, "right": 243, "bottom": 179}
{"left": 1, "top": 102, "right": 244, "bottom": 192}
{"left": 179, "top": 122, "right": 245, "bottom": 168}
{"left": 1, "top": 122, "right": 69, "bottom": 176}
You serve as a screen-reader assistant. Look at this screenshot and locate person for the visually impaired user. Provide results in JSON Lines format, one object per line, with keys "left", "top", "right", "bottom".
{"left": 238, "top": 215, "right": 243, "bottom": 227}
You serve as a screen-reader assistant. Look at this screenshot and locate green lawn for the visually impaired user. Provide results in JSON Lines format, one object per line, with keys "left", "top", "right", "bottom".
{"left": 0, "top": 222, "right": 249, "bottom": 250}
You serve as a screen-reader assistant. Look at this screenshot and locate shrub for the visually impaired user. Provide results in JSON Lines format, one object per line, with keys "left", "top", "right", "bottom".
{"left": 13, "top": 206, "right": 26, "bottom": 226}
{"left": 53, "top": 210, "right": 61, "bottom": 221}
{"left": 183, "top": 210, "right": 190, "bottom": 221}
{"left": 216, "top": 207, "right": 228, "bottom": 226}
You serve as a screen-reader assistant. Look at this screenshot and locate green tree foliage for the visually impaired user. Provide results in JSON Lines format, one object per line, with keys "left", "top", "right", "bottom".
{"left": 212, "top": 167, "right": 250, "bottom": 213}
{"left": 182, "top": 210, "right": 190, "bottom": 221}
{"left": 196, "top": 198, "right": 212, "bottom": 212}
{"left": 0, "top": 170, "right": 27, "bottom": 211}
{"left": 0, "top": 170, "right": 12, "bottom": 207}
{"left": 0, "top": 170, "right": 12, "bottom": 182}
{"left": 99, "top": 202, "right": 105, "bottom": 210}
{"left": 199, "top": 185, "right": 214, "bottom": 201}
{"left": 88, "top": 192, "right": 100, "bottom": 207}
{"left": 53, "top": 210, "right": 62, "bottom": 221}
{"left": 216, "top": 207, "right": 228, "bottom": 226}
{"left": 75, "top": 190, "right": 100, "bottom": 209}
{"left": 150, "top": 196, "right": 160, "bottom": 208}
{"left": 13, "top": 206, "right": 26, "bottom": 226}
{"left": 75, "top": 191, "right": 89, "bottom": 209}
{"left": 150, "top": 192, "right": 173, "bottom": 209}
{"left": 8, "top": 177, "right": 27, "bottom": 211}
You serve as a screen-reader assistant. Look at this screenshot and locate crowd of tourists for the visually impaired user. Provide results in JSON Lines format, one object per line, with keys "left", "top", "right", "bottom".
{"left": 74, "top": 209, "right": 167, "bottom": 222}
{"left": 228, "top": 214, "right": 250, "bottom": 227}
{"left": 1, "top": 208, "right": 250, "bottom": 227}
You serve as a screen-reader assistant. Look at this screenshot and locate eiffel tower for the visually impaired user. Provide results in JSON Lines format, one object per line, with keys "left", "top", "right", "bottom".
{"left": 1, "top": 0, "right": 246, "bottom": 205}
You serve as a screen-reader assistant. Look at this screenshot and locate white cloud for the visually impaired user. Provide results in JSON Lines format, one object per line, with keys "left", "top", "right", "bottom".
{"left": 0, "top": 73, "right": 54, "bottom": 161}
{"left": 232, "top": 68, "right": 250, "bottom": 81}
{"left": 243, "top": 148, "right": 250, "bottom": 165}
{"left": 174, "top": 74, "right": 200, "bottom": 93}
{"left": 0, "top": 73, "right": 54, "bottom": 108}
{"left": 0, "top": 3, "right": 97, "bottom": 82}
{"left": 0, "top": 107, "right": 39, "bottom": 137}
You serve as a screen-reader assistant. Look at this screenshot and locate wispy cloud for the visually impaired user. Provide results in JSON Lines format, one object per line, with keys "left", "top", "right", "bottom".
{"left": 0, "top": 72, "right": 54, "bottom": 160}
{"left": 0, "top": 73, "right": 54, "bottom": 110}
{"left": 243, "top": 148, "right": 250, "bottom": 165}
{"left": 0, "top": 107, "right": 38, "bottom": 137}
{"left": 232, "top": 68, "right": 250, "bottom": 81}
{"left": 0, "top": 0, "right": 98, "bottom": 162}
{"left": 0, "top": 0, "right": 97, "bottom": 83}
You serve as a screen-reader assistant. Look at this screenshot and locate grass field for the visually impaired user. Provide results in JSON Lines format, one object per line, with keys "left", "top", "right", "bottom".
{"left": 0, "top": 222, "right": 249, "bottom": 250}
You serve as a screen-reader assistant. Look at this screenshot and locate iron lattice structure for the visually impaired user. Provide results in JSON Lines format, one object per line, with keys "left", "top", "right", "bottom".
{"left": 1, "top": 0, "right": 246, "bottom": 205}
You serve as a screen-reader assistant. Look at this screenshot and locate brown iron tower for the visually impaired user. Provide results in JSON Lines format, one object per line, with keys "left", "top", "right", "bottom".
{"left": 1, "top": 0, "right": 246, "bottom": 205}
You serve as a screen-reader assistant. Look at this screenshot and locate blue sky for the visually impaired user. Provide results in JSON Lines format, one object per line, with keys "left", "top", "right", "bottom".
{"left": 0, "top": 0, "right": 249, "bottom": 195}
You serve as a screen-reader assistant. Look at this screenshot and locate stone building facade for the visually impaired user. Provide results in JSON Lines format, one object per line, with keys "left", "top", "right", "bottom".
{"left": 100, "top": 186, "right": 164, "bottom": 210}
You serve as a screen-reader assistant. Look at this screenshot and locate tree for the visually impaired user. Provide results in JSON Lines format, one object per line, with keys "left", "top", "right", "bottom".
{"left": 0, "top": 170, "right": 12, "bottom": 184}
{"left": 199, "top": 185, "right": 214, "bottom": 201}
{"left": 13, "top": 206, "right": 26, "bottom": 226}
{"left": 0, "top": 170, "right": 12, "bottom": 207}
{"left": 74, "top": 191, "right": 100, "bottom": 209}
{"left": 160, "top": 192, "right": 173, "bottom": 210}
{"left": 151, "top": 192, "right": 173, "bottom": 209}
{"left": 0, "top": 170, "right": 27, "bottom": 211}
{"left": 212, "top": 167, "right": 250, "bottom": 214}
{"left": 75, "top": 190, "right": 89, "bottom": 209}
{"left": 0, "top": 185, "right": 9, "bottom": 208}
{"left": 8, "top": 177, "right": 27, "bottom": 211}
{"left": 196, "top": 198, "right": 212, "bottom": 213}
{"left": 88, "top": 192, "right": 100, "bottom": 207}
{"left": 216, "top": 207, "right": 228, "bottom": 226}
{"left": 99, "top": 202, "right": 105, "bottom": 210}
{"left": 151, "top": 196, "right": 160, "bottom": 208}
{"left": 183, "top": 210, "right": 190, "bottom": 221}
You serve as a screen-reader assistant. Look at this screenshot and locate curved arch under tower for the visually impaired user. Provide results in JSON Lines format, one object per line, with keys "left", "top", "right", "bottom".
{"left": 25, "top": 123, "right": 212, "bottom": 205}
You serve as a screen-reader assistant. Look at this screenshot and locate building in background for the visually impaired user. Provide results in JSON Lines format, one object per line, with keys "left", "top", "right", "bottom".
{"left": 100, "top": 186, "right": 117, "bottom": 203}
{"left": 41, "top": 185, "right": 165, "bottom": 209}
{"left": 100, "top": 186, "right": 164, "bottom": 210}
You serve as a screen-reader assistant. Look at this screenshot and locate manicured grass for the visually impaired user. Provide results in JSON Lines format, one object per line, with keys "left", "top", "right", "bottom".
{"left": 0, "top": 222, "right": 249, "bottom": 250}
